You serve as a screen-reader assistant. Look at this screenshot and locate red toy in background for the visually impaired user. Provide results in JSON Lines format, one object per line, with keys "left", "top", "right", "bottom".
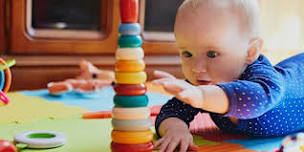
{"left": 0, "top": 140, "right": 17, "bottom": 152}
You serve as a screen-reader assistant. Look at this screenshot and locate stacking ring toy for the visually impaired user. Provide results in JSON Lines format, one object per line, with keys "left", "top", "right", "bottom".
{"left": 115, "top": 48, "right": 144, "bottom": 60}
{"left": 112, "top": 107, "right": 150, "bottom": 120}
{"left": 118, "top": 35, "right": 142, "bottom": 48}
{"left": 112, "top": 118, "right": 152, "bottom": 131}
{"left": 0, "top": 71, "right": 5, "bottom": 91}
{"left": 115, "top": 72, "right": 147, "bottom": 84}
{"left": 0, "top": 90, "right": 9, "bottom": 104}
{"left": 115, "top": 59, "right": 145, "bottom": 72}
{"left": 114, "top": 83, "right": 147, "bottom": 96}
{"left": 111, "top": 141, "right": 154, "bottom": 152}
{"left": 0, "top": 58, "right": 12, "bottom": 93}
{"left": 119, "top": 23, "right": 141, "bottom": 35}
{"left": 120, "top": 0, "right": 138, "bottom": 23}
{"left": 14, "top": 131, "right": 66, "bottom": 149}
{"left": 111, "top": 129, "right": 153, "bottom": 144}
{"left": 114, "top": 95, "right": 148, "bottom": 107}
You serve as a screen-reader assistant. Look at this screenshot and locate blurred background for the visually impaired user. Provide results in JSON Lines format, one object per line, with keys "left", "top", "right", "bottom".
{"left": 0, "top": 0, "right": 303, "bottom": 90}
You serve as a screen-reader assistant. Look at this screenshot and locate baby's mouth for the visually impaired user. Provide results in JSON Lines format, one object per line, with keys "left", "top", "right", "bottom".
{"left": 197, "top": 80, "right": 212, "bottom": 85}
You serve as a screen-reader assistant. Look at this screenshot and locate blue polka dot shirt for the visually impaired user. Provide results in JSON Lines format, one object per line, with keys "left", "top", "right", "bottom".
{"left": 155, "top": 53, "right": 304, "bottom": 137}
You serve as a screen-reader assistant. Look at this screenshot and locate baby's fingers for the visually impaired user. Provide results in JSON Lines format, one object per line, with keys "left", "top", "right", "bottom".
{"left": 153, "top": 78, "right": 184, "bottom": 93}
{"left": 154, "top": 138, "right": 164, "bottom": 149}
{"left": 188, "top": 143, "right": 199, "bottom": 151}
{"left": 158, "top": 138, "right": 171, "bottom": 152}
{"left": 179, "top": 140, "right": 189, "bottom": 152}
{"left": 153, "top": 70, "right": 176, "bottom": 79}
{"left": 166, "top": 138, "right": 181, "bottom": 152}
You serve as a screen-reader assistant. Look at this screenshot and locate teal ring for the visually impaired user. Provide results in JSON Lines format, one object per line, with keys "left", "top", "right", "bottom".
{"left": 118, "top": 35, "right": 142, "bottom": 48}
{"left": 119, "top": 23, "right": 141, "bottom": 35}
{"left": 114, "top": 94, "right": 148, "bottom": 108}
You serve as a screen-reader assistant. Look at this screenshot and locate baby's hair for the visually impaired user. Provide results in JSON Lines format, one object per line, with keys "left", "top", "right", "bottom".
{"left": 181, "top": 0, "right": 260, "bottom": 38}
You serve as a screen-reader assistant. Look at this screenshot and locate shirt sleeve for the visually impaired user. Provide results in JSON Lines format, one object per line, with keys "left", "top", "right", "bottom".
{"left": 217, "top": 63, "right": 285, "bottom": 119}
{"left": 155, "top": 97, "right": 200, "bottom": 137}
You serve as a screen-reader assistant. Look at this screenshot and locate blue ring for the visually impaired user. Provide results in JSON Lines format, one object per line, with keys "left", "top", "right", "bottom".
{"left": 119, "top": 23, "right": 141, "bottom": 35}
{"left": 0, "top": 71, "right": 5, "bottom": 91}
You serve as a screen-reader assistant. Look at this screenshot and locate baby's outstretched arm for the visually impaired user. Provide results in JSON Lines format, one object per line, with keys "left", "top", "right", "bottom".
{"left": 152, "top": 73, "right": 229, "bottom": 114}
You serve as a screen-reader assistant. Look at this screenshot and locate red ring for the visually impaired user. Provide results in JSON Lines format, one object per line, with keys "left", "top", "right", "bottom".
{"left": 111, "top": 141, "right": 154, "bottom": 152}
{"left": 114, "top": 83, "right": 147, "bottom": 96}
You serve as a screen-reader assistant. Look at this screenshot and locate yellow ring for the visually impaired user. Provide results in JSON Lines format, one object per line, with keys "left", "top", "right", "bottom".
{"left": 115, "top": 48, "right": 144, "bottom": 60}
{"left": 112, "top": 107, "right": 150, "bottom": 120}
{"left": 115, "top": 60, "right": 145, "bottom": 72}
{"left": 111, "top": 129, "right": 153, "bottom": 144}
{"left": 115, "top": 72, "right": 147, "bottom": 84}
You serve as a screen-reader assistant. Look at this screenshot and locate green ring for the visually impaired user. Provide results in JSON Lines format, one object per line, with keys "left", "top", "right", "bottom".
{"left": 118, "top": 35, "right": 142, "bottom": 48}
{"left": 0, "top": 59, "right": 16, "bottom": 72}
{"left": 114, "top": 95, "right": 148, "bottom": 108}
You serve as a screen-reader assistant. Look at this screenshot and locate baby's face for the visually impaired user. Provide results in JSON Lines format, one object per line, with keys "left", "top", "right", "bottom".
{"left": 175, "top": 6, "right": 251, "bottom": 85}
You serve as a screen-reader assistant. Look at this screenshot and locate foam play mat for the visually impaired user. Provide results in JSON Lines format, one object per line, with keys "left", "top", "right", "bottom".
{"left": 0, "top": 85, "right": 286, "bottom": 151}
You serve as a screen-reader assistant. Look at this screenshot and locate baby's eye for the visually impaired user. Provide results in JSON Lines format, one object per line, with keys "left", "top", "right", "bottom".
{"left": 206, "top": 50, "right": 219, "bottom": 58}
{"left": 182, "top": 51, "right": 193, "bottom": 58}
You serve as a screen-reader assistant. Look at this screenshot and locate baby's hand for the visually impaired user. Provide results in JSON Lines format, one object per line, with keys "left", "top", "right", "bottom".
{"left": 155, "top": 127, "right": 198, "bottom": 152}
{"left": 152, "top": 73, "right": 204, "bottom": 109}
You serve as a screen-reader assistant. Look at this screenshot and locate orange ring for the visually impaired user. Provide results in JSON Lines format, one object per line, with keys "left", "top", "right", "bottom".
{"left": 111, "top": 129, "right": 153, "bottom": 144}
{"left": 0, "top": 58, "right": 12, "bottom": 93}
{"left": 115, "top": 59, "right": 145, "bottom": 72}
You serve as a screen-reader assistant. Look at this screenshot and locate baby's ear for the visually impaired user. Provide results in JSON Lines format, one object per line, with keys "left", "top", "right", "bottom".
{"left": 246, "top": 37, "right": 263, "bottom": 64}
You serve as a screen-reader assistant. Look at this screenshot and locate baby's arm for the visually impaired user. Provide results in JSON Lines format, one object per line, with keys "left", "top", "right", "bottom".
{"left": 153, "top": 78, "right": 229, "bottom": 114}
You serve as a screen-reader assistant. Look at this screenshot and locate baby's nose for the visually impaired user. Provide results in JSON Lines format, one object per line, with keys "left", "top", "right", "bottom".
{"left": 192, "top": 60, "right": 207, "bottom": 73}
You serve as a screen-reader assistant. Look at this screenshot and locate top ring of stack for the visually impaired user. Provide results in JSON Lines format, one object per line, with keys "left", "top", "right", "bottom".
{"left": 120, "top": 0, "right": 138, "bottom": 23}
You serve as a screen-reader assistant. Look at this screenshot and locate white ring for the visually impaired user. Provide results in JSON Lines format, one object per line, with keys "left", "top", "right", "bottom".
{"left": 115, "top": 48, "right": 144, "bottom": 60}
{"left": 112, "top": 118, "right": 152, "bottom": 131}
{"left": 14, "top": 131, "right": 66, "bottom": 149}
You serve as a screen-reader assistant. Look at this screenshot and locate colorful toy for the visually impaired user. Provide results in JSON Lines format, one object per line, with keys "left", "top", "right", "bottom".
{"left": 119, "top": 23, "right": 141, "bottom": 35}
{"left": 115, "top": 71, "right": 147, "bottom": 84}
{"left": 111, "top": 118, "right": 152, "bottom": 131}
{"left": 119, "top": 0, "right": 138, "bottom": 23}
{"left": 112, "top": 107, "right": 150, "bottom": 120}
{"left": 118, "top": 35, "right": 142, "bottom": 48}
{"left": 113, "top": 83, "right": 147, "bottom": 96}
{"left": 47, "top": 60, "right": 114, "bottom": 95}
{"left": 111, "top": 0, "right": 155, "bottom": 151}
{"left": 276, "top": 132, "right": 304, "bottom": 152}
{"left": 14, "top": 131, "right": 66, "bottom": 149}
{"left": 115, "top": 59, "right": 145, "bottom": 72}
{"left": 0, "top": 90, "right": 9, "bottom": 104}
{"left": 111, "top": 129, "right": 153, "bottom": 144}
{"left": 0, "top": 140, "right": 17, "bottom": 152}
{"left": 0, "top": 58, "right": 16, "bottom": 105}
{"left": 111, "top": 142, "right": 154, "bottom": 152}
{"left": 114, "top": 94, "right": 148, "bottom": 107}
{"left": 115, "top": 48, "right": 144, "bottom": 60}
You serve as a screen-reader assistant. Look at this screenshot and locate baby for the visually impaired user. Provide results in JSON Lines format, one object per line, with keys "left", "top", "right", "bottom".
{"left": 153, "top": 0, "right": 304, "bottom": 152}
